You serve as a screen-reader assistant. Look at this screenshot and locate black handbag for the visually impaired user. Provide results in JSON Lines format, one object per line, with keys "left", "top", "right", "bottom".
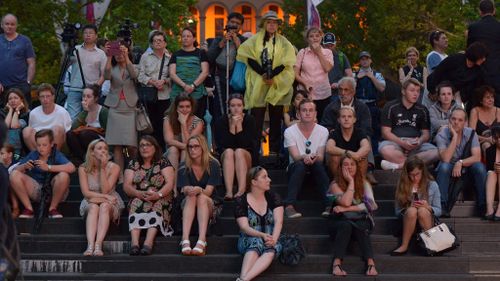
{"left": 137, "top": 53, "right": 166, "bottom": 103}
{"left": 278, "top": 233, "right": 306, "bottom": 266}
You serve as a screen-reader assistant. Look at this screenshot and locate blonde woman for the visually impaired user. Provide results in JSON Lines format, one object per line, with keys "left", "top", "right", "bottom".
{"left": 79, "top": 139, "right": 123, "bottom": 256}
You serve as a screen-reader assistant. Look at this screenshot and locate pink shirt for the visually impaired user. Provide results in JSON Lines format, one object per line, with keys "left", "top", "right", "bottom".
{"left": 294, "top": 47, "right": 334, "bottom": 101}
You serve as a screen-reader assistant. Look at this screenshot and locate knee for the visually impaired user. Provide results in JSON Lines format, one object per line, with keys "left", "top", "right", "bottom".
{"left": 22, "top": 127, "right": 34, "bottom": 139}
{"left": 404, "top": 207, "right": 418, "bottom": 220}
{"left": 289, "top": 161, "right": 306, "bottom": 173}
{"left": 234, "top": 148, "right": 248, "bottom": 157}
{"left": 196, "top": 194, "right": 209, "bottom": 205}
{"left": 88, "top": 203, "right": 100, "bottom": 213}
{"left": 437, "top": 162, "right": 453, "bottom": 174}
{"left": 100, "top": 202, "right": 111, "bottom": 212}
{"left": 222, "top": 149, "right": 235, "bottom": 161}
{"left": 417, "top": 207, "right": 431, "bottom": 219}
{"left": 52, "top": 126, "right": 65, "bottom": 136}
{"left": 470, "top": 162, "right": 487, "bottom": 174}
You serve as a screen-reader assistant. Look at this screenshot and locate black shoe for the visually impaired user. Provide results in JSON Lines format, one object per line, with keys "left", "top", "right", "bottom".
{"left": 140, "top": 245, "right": 152, "bottom": 255}
{"left": 441, "top": 210, "right": 451, "bottom": 218}
{"left": 129, "top": 245, "right": 140, "bottom": 256}
{"left": 493, "top": 215, "right": 500, "bottom": 222}
{"left": 483, "top": 214, "right": 494, "bottom": 221}
{"left": 390, "top": 249, "right": 408, "bottom": 256}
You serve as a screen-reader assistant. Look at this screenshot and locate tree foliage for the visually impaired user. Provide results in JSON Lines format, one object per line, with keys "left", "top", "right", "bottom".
{"left": 282, "top": 0, "right": 487, "bottom": 80}
{"left": 0, "top": 0, "right": 195, "bottom": 85}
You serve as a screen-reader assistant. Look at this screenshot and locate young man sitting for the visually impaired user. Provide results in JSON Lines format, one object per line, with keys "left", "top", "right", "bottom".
{"left": 10, "top": 129, "right": 75, "bottom": 218}
{"left": 284, "top": 99, "right": 330, "bottom": 218}
{"left": 326, "top": 106, "right": 371, "bottom": 179}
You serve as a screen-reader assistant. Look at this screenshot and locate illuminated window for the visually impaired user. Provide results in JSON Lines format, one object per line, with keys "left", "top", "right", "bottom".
{"left": 269, "top": 5, "right": 279, "bottom": 13}
{"left": 215, "top": 18, "right": 225, "bottom": 37}
{"left": 242, "top": 5, "right": 252, "bottom": 15}
{"left": 215, "top": 6, "right": 225, "bottom": 15}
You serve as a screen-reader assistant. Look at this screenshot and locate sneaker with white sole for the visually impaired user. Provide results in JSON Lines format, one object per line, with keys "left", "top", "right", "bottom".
{"left": 381, "top": 160, "right": 400, "bottom": 171}
{"left": 285, "top": 206, "right": 302, "bottom": 218}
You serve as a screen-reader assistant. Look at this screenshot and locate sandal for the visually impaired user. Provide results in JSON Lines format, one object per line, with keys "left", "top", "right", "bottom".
{"left": 224, "top": 194, "right": 233, "bottom": 201}
{"left": 332, "top": 264, "right": 346, "bottom": 276}
{"left": 191, "top": 240, "right": 207, "bottom": 256}
{"left": 366, "top": 264, "right": 378, "bottom": 276}
{"left": 129, "top": 245, "right": 140, "bottom": 256}
{"left": 180, "top": 240, "right": 192, "bottom": 256}
{"left": 140, "top": 245, "right": 153, "bottom": 256}
{"left": 93, "top": 244, "right": 104, "bottom": 256}
{"left": 83, "top": 244, "right": 94, "bottom": 256}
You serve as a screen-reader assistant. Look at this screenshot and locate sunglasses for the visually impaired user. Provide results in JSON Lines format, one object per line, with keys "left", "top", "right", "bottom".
{"left": 305, "top": 140, "right": 311, "bottom": 155}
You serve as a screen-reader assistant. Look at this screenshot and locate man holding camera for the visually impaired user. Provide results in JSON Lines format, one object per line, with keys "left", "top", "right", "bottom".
{"left": 65, "top": 24, "right": 107, "bottom": 120}
{"left": 0, "top": 13, "right": 36, "bottom": 107}
{"left": 207, "top": 12, "right": 246, "bottom": 118}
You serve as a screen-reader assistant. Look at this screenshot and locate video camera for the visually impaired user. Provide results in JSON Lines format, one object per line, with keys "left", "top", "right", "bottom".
{"left": 61, "top": 22, "right": 81, "bottom": 46}
{"left": 117, "top": 18, "right": 139, "bottom": 47}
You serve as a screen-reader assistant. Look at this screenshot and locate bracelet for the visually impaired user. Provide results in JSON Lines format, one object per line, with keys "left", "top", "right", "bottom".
{"left": 48, "top": 164, "right": 52, "bottom": 172}
{"left": 191, "top": 83, "right": 197, "bottom": 88}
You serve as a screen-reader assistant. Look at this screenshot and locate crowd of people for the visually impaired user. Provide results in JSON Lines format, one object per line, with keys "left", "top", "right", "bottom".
{"left": 2, "top": 1, "right": 500, "bottom": 279}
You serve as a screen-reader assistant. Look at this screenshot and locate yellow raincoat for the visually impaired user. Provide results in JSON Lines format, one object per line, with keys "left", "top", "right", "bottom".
{"left": 236, "top": 30, "right": 296, "bottom": 108}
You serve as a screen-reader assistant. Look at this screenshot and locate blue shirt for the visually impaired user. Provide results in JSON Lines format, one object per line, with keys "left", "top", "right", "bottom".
{"left": 0, "top": 34, "right": 35, "bottom": 86}
{"left": 19, "top": 150, "right": 70, "bottom": 184}
{"left": 435, "top": 127, "right": 480, "bottom": 165}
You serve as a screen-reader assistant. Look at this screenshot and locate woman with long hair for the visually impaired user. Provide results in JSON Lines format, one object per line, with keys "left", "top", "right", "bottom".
{"left": 294, "top": 27, "right": 333, "bottom": 120}
{"left": 392, "top": 156, "right": 441, "bottom": 255}
{"left": 163, "top": 94, "right": 204, "bottom": 170}
{"left": 67, "top": 84, "right": 108, "bottom": 164}
{"left": 215, "top": 94, "right": 259, "bottom": 200}
{"left": 79, "top": 139, "right": 123, "bottom": 256}
{"left": 1, "top": 88, "right": 29, "bottom": 160}
{"left": 235, "top": 166, "right": 284, "bottom": 281}
{"left": 469, "top": 85, "right": 500, "bottom": 155}
{"left": 104, "top": 43, "right": 138, "bottom": 176}
{"left": 329, "top": 155, "right": 378, "bottom": 276}
{"left": 177, "top": 134, "right": 221, "bottom": 256}
{"left": 236, "top": 11, "right": 296, "bottom": 156}
{"left": 283, "top": 90, "right": 307, "bottom": 128}
{"left": 123, "top": 135, "right": 175, "bottom": 255}
{"left": 169, "top": 27, "right": 209, "bottom": 118}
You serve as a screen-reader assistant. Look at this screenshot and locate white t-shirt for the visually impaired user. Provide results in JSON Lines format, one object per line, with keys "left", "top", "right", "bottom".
{"left": 284, "top": 123, "right": 329, "bottom": 163}
{"left": 29, "top": 104, "right": 72, "bottom": 132}
{"left": 426, "top": 51, "right": 448, "bottom": 74}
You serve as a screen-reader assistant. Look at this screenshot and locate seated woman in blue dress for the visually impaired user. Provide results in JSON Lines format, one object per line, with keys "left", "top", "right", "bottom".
{"left": 234, "top": 166, "right": 284, "bottom": 281}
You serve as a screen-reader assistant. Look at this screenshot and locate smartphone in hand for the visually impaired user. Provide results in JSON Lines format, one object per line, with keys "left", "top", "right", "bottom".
{"left": 109, "top": 41, "right": 121, "bottom": 56}
{"left": 412, "top": 192, "right": 419, "bottom": 202}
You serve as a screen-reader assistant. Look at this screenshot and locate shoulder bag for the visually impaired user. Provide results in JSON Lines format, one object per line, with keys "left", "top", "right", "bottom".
{"left": 230, "top": 60, "right": 247, "bottom": 93}
{"left": 278, "top": 233, "right": 306, "bottom": 266}
{"left": 136, "top": 101, "right": 154, "bottom": 134}
{"left": 418, "top": 216, "right": 458, "bottom": 256}
{"left": 137, "top": 53, "right": 166, "bottom": 103}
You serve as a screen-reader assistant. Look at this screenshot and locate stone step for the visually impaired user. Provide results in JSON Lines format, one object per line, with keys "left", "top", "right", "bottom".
{"left": 19, "top": 272, "right": 485, "bottom": 281}
{"left": 16, "top": 217, "right": 500, "bottom": 236}
{"left": 19, "top": 254, "right": 473, "bottom": 274}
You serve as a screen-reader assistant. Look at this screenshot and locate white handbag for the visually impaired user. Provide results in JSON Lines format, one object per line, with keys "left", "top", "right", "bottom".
{"left": 418, "top": 222, "right": 458, "bottom": 256}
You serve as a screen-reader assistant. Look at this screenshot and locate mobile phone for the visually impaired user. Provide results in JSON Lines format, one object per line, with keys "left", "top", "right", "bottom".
{"left": 109, "top": 41, "right": 121, "bottom": 56}
{"left": 413, "top": 192, "right": 419, "bottom": 202}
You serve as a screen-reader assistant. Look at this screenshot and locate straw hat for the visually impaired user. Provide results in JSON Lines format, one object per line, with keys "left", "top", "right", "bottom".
{"left": 259, "top": 11, "right": 283, "bottom": 28}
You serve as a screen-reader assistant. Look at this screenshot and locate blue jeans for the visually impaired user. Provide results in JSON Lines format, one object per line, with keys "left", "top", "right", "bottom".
{"left": 286, "top": 161, "right": 330, "bottom": 206}
{"left": 435, "top": 161, "right": 486, "bottom": 208}
{"left": 65, "top": 90, "right": 83, "bottom": 120}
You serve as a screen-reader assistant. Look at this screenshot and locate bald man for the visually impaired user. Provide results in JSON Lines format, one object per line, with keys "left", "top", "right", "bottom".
{"left": 0, "top": 13, "right": 36, "bottom": 107}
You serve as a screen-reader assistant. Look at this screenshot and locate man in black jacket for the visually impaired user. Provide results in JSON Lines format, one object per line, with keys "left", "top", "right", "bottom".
{"left": 467, "top": 0, "right": 500, "bottom": 104}
{"left": 207, "top": 12, "right": 246, "bottom": 119}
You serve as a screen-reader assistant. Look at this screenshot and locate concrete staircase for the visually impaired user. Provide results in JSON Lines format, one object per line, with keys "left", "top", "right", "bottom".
{"left": 15, "top": 169, "right": 500, "bottom": 280}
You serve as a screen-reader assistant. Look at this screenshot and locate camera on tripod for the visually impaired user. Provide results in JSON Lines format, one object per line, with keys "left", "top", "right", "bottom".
{"left": 117, "top": 18, "right": 139, "bottom": 47}
{"left": 61, "top": 22, "right": 81, "bottom": 46}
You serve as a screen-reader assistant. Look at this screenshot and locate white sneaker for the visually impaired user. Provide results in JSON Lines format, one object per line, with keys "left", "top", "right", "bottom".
{"left": 381, "top": 160, "right": 399, "bottom": 171}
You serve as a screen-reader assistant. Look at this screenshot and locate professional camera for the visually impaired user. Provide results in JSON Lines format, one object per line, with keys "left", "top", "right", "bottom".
{"left": 261, "top": 48, "right": 273, "bottom": 79}
{"left": 117, "top": 18, "right": 139, "bottom": 47}
{"left": 61, "top": 22, "right": 81, "bottom": 46}
{"left": 224, "top": 24, "right": 238, "bottom": 31}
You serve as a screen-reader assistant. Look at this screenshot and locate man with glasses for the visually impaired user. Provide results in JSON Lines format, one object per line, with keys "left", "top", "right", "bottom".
{"left": 283, "top": 99, "right": 329, "bottom": 218}
{"left": 65, "top": 24, "right": 107, "bottom": 120}
{"left": 23, "top": 83, "right": 72, "bottom": 151}
{"left": 207, "top": 12, "right": 246, "bottom": 118}
{"left": 138, "top": 30, "right": 171, "bottom": 149}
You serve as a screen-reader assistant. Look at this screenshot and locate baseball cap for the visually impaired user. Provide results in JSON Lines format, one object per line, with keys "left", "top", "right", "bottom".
{"left": 322, "top": 32, "right": 336, "bottom": 45}
{"left": 359, "top": 51, "right": 371, "bottom": 59}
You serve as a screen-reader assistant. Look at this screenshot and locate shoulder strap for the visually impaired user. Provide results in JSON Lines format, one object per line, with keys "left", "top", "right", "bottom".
{"left": 158, "top": 53, "right": 166, "bottom": 80}
{"left": 460, "top": 130, "right": 475, "bottom": 159}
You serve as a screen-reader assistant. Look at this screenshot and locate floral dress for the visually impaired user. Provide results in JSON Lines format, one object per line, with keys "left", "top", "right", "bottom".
{"left": 234, "top": 191, "right": 283, "bottom": 256}
{"left": 127, "top": 157, "right": 174, "bottom": 236}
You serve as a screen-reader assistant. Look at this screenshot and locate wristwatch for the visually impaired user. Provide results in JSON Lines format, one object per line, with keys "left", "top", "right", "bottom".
{"left": 157, "top": 191, "right": 163, "bottom": 198}
{"left": 458, "top": 160, "right": 464, "bottom": 165}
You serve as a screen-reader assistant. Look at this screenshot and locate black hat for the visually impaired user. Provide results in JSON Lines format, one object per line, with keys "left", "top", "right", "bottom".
{"left": 322, "top": 32, "right": 336, "bottom": 44}
{"left": 359, "top": 51, "right": 371, "bottom": 59}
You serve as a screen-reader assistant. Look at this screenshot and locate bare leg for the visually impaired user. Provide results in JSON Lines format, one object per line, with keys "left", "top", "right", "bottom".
{"left": 85, "top": 203, "right": 99, "bottom": 248}
{"left": 9, "top": 189, "right": 19, "bottom": 217}
{"left": 379, "top": 145, "right": 406, "bottom": 167}
{"left": 130, "top": 228, "right": 141, "bottom": 247}
{"left": 95, "top": 203, "right": 112, "bottom": 246}
{"left": 221, "top": 149, "right": 235, "bottom": 198}
{"left": 196, "top": 194, "right": 213, "bottom": 242}
{"left": 240, "top": 251, "right": 259, "bottom": 278}
{"left": 415, "top": 149, "right": 439, "bottom": 165}
{"left": 417, "top": 207, "right": 433, "bottom": 230}
{"left": 143, "top": 227, "right": 158, "bottom": 248}
{"left": 394, "top": 207, "right": 417, "bottom": 253}
{"left": 9, "top": 171, "right": 36, "bottom": 211}
{"left": 114, "top": 146, "right": 124, "bottom": 174}
{"left": 485, "top": 172, "right": 497, "bottom": 216}
{"left": 52, "top": 126, "right": 66, "bottom": 150}
{"left": 240, "top": 252, "right": 275, "bottom": 281}
{"left": 167, "top": 146, "right": 180, "bottom": 171}
{"left": 332, "top": 257, "right": 347, "bottom": 276}
{"left": 182, "top": 196, "right": 197, "bottom": 241}
{"left": 22, "top": 127, "right": 36, "bottom": 151}
{"left": 366, "top": 258, "right": 378, "bottom": 276}
{"left": 234, "top": 149, "right": 251, "bottom": 196}
{"left": 328, "top": 155, "right": 340, "bottom": 180}
{"left": 49, "top": 172, "right": 70, "bottom": 211}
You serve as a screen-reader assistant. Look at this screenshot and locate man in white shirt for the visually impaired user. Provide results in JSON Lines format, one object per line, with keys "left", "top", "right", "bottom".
{"left": 426, "top": 30, "right": 448, "bottom": 74}
{"left": 23, "top": 83, "right": 72, "bottom": 150}
{"left": 284, "top": 99, "right": 330, "bottom": 218}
